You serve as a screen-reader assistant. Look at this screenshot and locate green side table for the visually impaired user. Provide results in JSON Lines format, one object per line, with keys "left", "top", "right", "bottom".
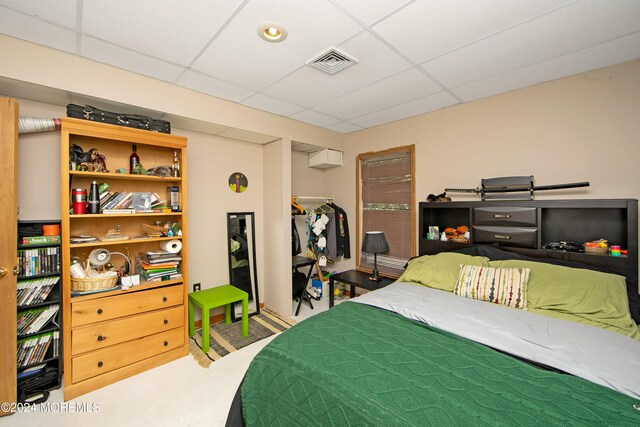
{"left": 188, "top": 284, "right": 248, "bottom": 353}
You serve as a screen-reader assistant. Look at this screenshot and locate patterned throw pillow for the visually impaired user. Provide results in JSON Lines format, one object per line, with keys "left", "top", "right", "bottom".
{"left": 454, "top": 265, "right": 530, "bottom": 309}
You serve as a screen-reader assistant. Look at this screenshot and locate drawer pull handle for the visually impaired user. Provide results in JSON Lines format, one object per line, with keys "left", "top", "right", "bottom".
{"left": 163, "top": 297, "right": 168, "bottom": 302}
{"left": 164, "top": 341, "right": 169, "bottom": 347}
{"left": 493, "top": 214, "right": 511, "bottom": 219}
{"left": 97, "top": 361, "right": 103, "bottom": 368}
{"left": 97, "top": 308, "right": 103, "bottom": 315}
{"left": 494, "top": 234, "right": 512, "bottom": 240}
{"left": 97, "top": 335, "right": 105, "bottom": 342}
{"left": 164, "top": 319, "right": 169, "bottom": 325}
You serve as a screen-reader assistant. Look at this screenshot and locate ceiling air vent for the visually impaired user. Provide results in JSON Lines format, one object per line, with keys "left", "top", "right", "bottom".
{"left": 306, "top": 47, "right": 358, "bottom": 75}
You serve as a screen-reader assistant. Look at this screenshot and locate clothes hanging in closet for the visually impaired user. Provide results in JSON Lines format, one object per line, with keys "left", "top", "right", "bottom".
{"left": 307, "top": 206, "right": 333, "bottom": 266}
{"left": 302, "top": 199, "right": 351, "bottom": 264}
{"left": 324, "top": 205, "right": 337, "bottom": 259}
{"left": 328, "top": 202, "right": 351, "bottom": 259}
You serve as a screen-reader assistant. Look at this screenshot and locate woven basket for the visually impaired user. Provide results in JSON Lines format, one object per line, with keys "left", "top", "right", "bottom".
{"left": 70, "top": 260, "right": 119, "bottom": 292}
{"left": 584, "top": 245, "right": 608, "bottom": 254}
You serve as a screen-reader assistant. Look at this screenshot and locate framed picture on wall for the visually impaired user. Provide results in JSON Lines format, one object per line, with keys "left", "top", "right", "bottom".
{"left": 229, "top": 172, "right": 248, "bottom": 193}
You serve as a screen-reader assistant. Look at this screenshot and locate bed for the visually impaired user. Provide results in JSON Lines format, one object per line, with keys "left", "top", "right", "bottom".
{"left": 226, "top": 244, "right": 640, "bottom": 426}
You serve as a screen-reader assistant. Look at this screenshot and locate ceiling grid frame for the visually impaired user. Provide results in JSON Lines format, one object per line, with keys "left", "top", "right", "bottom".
{"left": 0, "top": 0, "right": 638, "bottom": 132}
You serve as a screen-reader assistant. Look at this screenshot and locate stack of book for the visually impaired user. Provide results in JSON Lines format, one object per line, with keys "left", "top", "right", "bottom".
{"left": 17, "top": 277, "right": 59, "bottom": 306}
{"left": 17, "top": 331, "right": 56, "bottom": 367}
{"left": 138, "top": 250, "right": 182, "bottom": 282}
{"left": 17, "top": 304, "right": 59, "bottom": 336}
{"left": 100, "top": 191, "right": 165, "bottom": 213}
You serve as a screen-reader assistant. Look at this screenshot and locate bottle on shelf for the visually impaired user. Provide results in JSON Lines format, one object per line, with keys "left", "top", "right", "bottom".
{"left": 167, "top": 186, "right": 181, "bottom": 212}
{"left": 88, "top": 181, "right": 100, "bottom": 214}
{"left": 72, "top": 188, "right": 87, "bottom": 215}
{"left": 129, "top": 144, "right": 140, "bottom": 174}
{"left": 172, "top": 151, "right": 180, "bottom": 177}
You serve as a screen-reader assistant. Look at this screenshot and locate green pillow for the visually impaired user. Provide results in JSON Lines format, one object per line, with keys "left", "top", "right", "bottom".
{"left": 398, "top": 253, "right": 489, "bottom": 292}
{"left": 489, "top": 260, "right": 640, "bottom": 340}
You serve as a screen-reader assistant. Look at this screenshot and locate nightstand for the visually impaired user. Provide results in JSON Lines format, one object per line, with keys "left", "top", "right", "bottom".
{"left": 329, "top": 269, "right": 394, "bottom": 308}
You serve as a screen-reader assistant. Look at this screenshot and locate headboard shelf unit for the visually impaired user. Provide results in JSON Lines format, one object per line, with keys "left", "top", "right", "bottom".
{"left": 419, "top": 199, "right": 638, "bottom": 272}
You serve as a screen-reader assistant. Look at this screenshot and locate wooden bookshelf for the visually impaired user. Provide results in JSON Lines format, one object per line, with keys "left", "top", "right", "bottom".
{"left": 60, "top": 118, "right": 188, "bottom": 400}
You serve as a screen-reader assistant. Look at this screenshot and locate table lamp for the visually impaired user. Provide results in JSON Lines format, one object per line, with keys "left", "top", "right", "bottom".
{"left": 362, "top": 231, "right": 389, "bottom": 281}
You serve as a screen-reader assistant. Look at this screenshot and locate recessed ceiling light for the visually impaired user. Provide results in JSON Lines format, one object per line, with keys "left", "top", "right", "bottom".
{"left": 257, "top": 22, "right": 288, "bottom": 43}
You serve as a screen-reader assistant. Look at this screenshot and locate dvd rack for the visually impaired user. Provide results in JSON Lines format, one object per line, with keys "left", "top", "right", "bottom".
{"left": 16, "top": 220, "right": 63, "bottom": 390}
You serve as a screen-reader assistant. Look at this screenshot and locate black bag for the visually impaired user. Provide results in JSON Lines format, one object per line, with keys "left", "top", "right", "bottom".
{"left": 292, "top": 270, "right": 307, "bottom": 299}
{"left": 292, "top": 219, "right": 301, "bottom": 256}
{"left": 67, "top": 104, "right": 171, "bottom": 134}
{"left": 17, "top": 367, "right": 59, "bottom": 404}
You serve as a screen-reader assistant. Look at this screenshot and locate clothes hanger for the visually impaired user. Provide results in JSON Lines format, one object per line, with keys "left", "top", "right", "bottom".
{"left": 320, "top": 202, "right": 334, "bottom": 212}
{"left": 291, "top": 196, "right": 306, "bottom": 215}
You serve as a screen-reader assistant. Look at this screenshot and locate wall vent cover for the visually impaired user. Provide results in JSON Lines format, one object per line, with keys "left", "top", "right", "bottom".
{"left": 306, "top": 47, "right": 359, "bottom": 75}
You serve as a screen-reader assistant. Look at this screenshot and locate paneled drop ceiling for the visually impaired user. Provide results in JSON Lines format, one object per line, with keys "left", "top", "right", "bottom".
{"left": 1, "top": 0, "right": 639, "bottom": 133}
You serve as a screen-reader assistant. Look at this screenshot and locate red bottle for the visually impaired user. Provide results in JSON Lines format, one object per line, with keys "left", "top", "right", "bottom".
{"left": 129, "top": 144, "right": 140, "bottom": 174}
{"left": 72, "top": 188, "right": 87, "bottom": 214}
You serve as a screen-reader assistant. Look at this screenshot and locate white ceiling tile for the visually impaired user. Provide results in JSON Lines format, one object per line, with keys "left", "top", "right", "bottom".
{"left": 0, "top": 6, "right": 76, "bottom": 53}
{"left": 332, "top": 0, "right": 413, "bottom": 25}
{"left": 373, "top": 0, "right": 571, "bottom": 64}
{"left": 176, "top": 70, "right": 255, "bottom": 102}
{"left": 423, "top": 0, "right": 640, "bottom": 88}
{"left": 326, "top": 121, "right": 364, "bottom": 133}
{"left": 81, "top": 36, "right": 185, "bottom": 83}
{"left": 290, "top": 109, "right": 341, "bottom": 128}
{"left": 81, "top": 0, "right": 244, "bottom": 66}
{"left": 191, "top": 0, "right": 362, "bottom": 91}
{"left": 351, "top": 91, "right": 459, "bottom": 128}
{"left": 262, "top": 31, "right": 412, "bottom": 107}
{"left": 0, "top": 0, "right": 77, "bottom": 28}
{"left": 314, "top": 68, "right": 441, "bottom": 120}
{"left": 452, "top": 32, "right": 640, "bottom": 102}
{"left": 242, "top": 93, "right": 305, "bottom": 117}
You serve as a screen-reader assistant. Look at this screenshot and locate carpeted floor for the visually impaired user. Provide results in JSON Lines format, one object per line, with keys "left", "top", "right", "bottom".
{"left": 190, "top": 309, "right": 295, "bottom": 368}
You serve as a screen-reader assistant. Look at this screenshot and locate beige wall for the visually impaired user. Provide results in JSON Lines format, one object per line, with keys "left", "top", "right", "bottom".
{"left": 327, "top": 59, "right": 640, "bottom": 267}
{"left": 180, "top": 128, "right": 264, "bottom": 293}
{"left": 263, "top": 138, "right": 292, "bottom": 316}
{"left": 16, "top": 99, "right": 65, "bottom": 221}
{"left": 9, "top": 43, "right": 640, "bottom": 312}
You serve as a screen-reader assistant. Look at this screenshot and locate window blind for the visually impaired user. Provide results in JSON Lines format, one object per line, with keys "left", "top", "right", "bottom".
{"left": 358, "top": 148, "right": 414, "bottom": 277}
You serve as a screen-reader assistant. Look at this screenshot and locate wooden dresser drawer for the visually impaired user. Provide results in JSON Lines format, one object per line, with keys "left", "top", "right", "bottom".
{"left": 71, "top": 305, "right": 184, "bottom": 355}
{"left": 72, "top": 285, "right": 183, "bottom": 327}
{"left": 71, "top": 327, "right": 184, "bottom": 383}
{"left": 473, "top": 226, "right": 538, "bottom": 248}
{"left": 473, "top": 207, "right": 537, "bottom": 227}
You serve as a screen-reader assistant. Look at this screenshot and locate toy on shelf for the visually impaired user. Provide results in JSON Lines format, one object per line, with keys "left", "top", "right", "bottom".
{"left": 584, "top": 239, "right": 609, "bottom": 254}
{"left": 443, "top": 225, "right": 470, "bottom": 243}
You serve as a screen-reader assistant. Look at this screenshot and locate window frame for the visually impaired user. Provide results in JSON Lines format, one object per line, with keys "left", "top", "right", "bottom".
{"left": 355, "top": 144, "right": 416, "bottom": 278}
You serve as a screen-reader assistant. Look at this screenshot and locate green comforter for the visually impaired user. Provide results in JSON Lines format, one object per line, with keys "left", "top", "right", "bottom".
{"left": 242, "top": 302, "right": 640, "bottom": 426}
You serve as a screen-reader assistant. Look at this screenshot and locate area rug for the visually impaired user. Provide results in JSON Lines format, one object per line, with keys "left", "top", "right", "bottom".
{"left": 189, "top": 308, "right": 296, "bottom": 368}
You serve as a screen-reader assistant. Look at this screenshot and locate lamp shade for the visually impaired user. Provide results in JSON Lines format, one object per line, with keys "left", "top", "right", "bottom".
{"left": 362, "top": 231, "right": 389, "bottom": 254}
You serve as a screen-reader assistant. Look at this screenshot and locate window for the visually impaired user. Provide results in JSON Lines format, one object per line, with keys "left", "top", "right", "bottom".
{"left": 357, "top": 145, "right": 415, "bottom": 277}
